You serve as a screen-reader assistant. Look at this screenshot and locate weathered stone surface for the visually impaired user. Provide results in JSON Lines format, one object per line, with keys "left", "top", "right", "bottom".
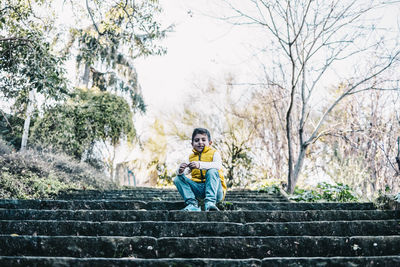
{"left": 1, "top": 220, "right": 399, "bottom": 237}
{"left": 261, "top": 256, "right": 400, "bottom": 267}
{"left": 1, "top": 235, "right": 399, "bottom": 258}
{"left": 0, "top": 256, "right": 262, "bottom": 266}
{"left": 0, "top": 236, "right": 157, "bottom": 258}
{"left": 0, "top": 199, "right": 375, "bottom": 211}
{"left": 1, "top": 256, "right": 400, "bottom": 267}
{"left": 156, "top": 236, "right": 400, "bottom": 258}
{"left": 1, "top": 209, "right": 398, "bottom": 222}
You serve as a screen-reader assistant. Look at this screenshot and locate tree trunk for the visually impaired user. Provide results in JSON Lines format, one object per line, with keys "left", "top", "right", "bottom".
{"left": 81, "top": 63, "right": 90, "bottom": 88}
{"left": 20, "top": 89, "right": 35, "bottom": 152}
{"left": 286, "top": 109, "right": 294, "bottom": 192}
{"left": 288, "top": 145, "right": 308, "bottom": 194}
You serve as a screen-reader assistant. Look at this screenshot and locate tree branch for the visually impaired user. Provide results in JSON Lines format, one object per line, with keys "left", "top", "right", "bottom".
{"left": 306, "top": 49, "right": 400, "bottom": 145}
{"left": 85, "top": 0, "right": 104, "bottom": 36}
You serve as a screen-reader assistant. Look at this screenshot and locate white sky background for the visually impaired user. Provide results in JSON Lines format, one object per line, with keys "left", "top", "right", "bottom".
{"left": 134, "top": 0, "right": 261, "bottom": 111}
{"left": 134, "top": 0, "right": 400, "bottom": 121}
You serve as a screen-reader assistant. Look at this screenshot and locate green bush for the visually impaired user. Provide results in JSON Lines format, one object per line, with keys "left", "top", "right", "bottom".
{"left": 290, "top": 182, "right": 358, "bottom": 202}
{"left": 258, "top": 184, "right": 281, "bottom": 194}
{"left": 289, "top": 187, "right": 322, "bottom": 202}
{"left": 0, "top": 139, "right": 12, "bottom": 155}
{"left": 317, "top": 182, "right": 358, "bottom": 202}
{"left": 0, "top": 146, "right": 118, "bottom": 199}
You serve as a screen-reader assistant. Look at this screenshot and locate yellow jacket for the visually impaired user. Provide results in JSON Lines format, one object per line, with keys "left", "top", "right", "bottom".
{"left": 189, "top": 146, "right": 227, "bottom": 196}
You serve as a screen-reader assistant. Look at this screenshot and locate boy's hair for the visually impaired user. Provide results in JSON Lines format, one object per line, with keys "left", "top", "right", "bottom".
{"left": 191, "top": 128, "right": 211, "bottom": 142}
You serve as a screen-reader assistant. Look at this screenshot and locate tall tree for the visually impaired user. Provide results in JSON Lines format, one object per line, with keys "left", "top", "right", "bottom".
{"left": 66, "top": 0, "right": 171, "bottom": 112}
{"left": 220, "top": 0, "right": 400, "bottom": 192}
{"left": 31, "top": 88, "right": 135, "bottom": 178}
{"left": 1, "top": 0, "right": 171, "bottom": 157}
{"left": 0, "top": 0, "right": 68, "bottom": 151}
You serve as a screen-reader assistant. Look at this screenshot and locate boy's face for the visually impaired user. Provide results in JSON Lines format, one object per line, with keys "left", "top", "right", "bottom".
{"left": 191, "top": 133, "right": 212, "bottom": 153}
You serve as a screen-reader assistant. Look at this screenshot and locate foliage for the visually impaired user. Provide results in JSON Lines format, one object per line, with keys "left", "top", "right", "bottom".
{"left": 289, "top": 182, "right": 358, "bottom": 202}
{"left": 0, "top": 33, "right": 68, "bottom": 105}
{"left": 156, "top": 162, "right": 175, "bottom": 187}
{"left": 0, "top": 0, "right": 69, "bottom": 152}
{"left": 317, "top": 182, "right": 358, "bottom": 202}
{"left": 141, "top": 119, "right": 168, "bottom": 186}
{"left": 0, "top": 1, "right": 69, "bottom": 109}
{"left": 0, "top": 138, "right": 12, "bottom": 155}
{"left": 215, "top": 118, "right": 255, "bottom": 188}
{"left": 31, "top": 88, "right": 135, "bottom": 160}
{"left": 258, "top": 184, "right": 281, "bottom": 195}
{"left": 289, "top": 187, "right": 322, "bottom": 202}
{"left": 71, "top": 0, "right": 171, "bottom": 112}
{"left": 0, "top": 110, "right": 25, "bottom": 149}
{"left": 0, "top": 145, "right": 117, "bottom": 199}
{"left": 1, "top": 0, "right": 170, "bottom": 156}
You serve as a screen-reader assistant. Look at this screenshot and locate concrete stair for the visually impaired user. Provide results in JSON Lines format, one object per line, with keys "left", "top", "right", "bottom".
{"left": 0, "top": 187, "right": 399, "bottom": 266}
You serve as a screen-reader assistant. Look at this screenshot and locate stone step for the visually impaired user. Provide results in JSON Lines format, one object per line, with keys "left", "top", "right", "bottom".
{"left": 56, "top": 196, "right": 288, "bottom": 202}
{"left": 58, "top": 190, "right": 281, "bottom": 194}
{"left": 61, "top": 188, "right": 279, "bottom": 193}
{"left": 58, "top": 188, "right": 282, "bottom": 194}
{"left": 0, "top": 200, "right": 375, "bottom": 211}
{"left": 1, "top": 256, "right": 400, "bottom": 267}
{"left": 261, "top": 256, "right": 400, "bottom": 266}
{"left": 57, "top": 193, "right": 285, "bottom": 200}
{"left": 1, "top": 220, "right": 399, "bottom": 237}
{"left": 1, "top": 235, "right": 399, "bottom": 258}
{"left": 56, "top": 195, "right": 288, "bottom": 202}
{"left": 1, "top": 209, "right": 398, "bottom": 222}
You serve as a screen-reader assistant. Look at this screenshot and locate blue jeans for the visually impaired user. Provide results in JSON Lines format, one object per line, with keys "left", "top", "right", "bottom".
{"left": 173, "top": 169, "right": 223, "bottom": 206}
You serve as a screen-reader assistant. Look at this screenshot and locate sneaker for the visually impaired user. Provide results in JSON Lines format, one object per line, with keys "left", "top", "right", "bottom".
{"left": 182, "top": 204, "right": 201, "bottom": 211}
{"left": 205, "top": 202, "right": 219, "bottom": 211}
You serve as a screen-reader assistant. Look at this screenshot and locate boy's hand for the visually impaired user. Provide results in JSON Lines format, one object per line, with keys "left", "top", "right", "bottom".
{"left": 179, "top": 163, "right": 188, "bottom": 174}
{"left": 188, "top": 161, "right": 200, "bottom": 170}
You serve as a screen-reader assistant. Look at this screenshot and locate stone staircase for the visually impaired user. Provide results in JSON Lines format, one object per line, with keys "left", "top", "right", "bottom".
{"left": 0, "top": 187, "right": 399, "bottom": 266}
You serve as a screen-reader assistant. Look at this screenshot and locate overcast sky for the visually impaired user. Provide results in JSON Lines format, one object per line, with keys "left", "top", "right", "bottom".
{"left": 134, "top": 0, "right": 400, "bottom": 116}
{"left": 134, "top": 0, "right": 259, "bottom": 111}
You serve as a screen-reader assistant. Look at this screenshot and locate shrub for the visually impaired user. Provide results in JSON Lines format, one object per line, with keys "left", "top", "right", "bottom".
{"left": 289, "top": 187, "right": 322, "bottom": 202}
{"left": 289, "top": 182, "right": 358, "bottom": 202}
{"left": 0, "top": 139, "right": 12, "bottom": 155}
{"left": 317, "top": 182, "right": 358, "bottom": 202}
{"left": 258, "top": 184, "right": 281, "bottom": 194}
{"left": 0, "top": 147, "right": 118, "bottom": 199}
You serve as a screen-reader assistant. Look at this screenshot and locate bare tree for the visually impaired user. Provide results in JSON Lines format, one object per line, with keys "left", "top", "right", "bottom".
{"left": 316, "top": 89, "right": 400, "bottom": 197}
{"left": 220, "top": 0, "right": 400, "bottom": 193}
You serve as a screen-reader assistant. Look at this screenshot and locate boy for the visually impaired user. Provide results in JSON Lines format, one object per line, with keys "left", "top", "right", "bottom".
{"left": 174, "top": 128, "right": 227, "bottom": 211}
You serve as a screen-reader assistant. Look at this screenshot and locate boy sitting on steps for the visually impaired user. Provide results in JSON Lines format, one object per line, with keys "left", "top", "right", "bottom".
{"left": 174, "top": 128, "right": 227, "bottom": 211}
